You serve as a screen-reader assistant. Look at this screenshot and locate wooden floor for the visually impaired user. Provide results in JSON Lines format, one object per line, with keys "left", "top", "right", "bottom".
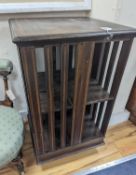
{"left": 1, "top": 121, "right": 136, "bottom": 175}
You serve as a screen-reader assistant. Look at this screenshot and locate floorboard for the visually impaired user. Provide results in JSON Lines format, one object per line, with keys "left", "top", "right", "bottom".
{"left": 0, "top": 121, "right": 136, "bottom": 175}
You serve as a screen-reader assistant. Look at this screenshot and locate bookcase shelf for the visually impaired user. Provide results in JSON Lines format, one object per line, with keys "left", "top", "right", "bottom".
{"left": 39, "top": 77, "right": 114, "bottom": 114}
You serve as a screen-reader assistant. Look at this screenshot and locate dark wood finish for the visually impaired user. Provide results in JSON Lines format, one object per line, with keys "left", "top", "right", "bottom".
{"left": 126, "top": 78, "right": 136, "bottom": 125}
{"left": 60, "top": 44, "right": 69, "bottom": 148}
{"left": 38, "top": 72, "right": 114, "bottom": 114}
{"left": 9, "top": 18, "right": 136, "bottom": 44}
{"left": 91, "top": 43, "right": 103, "bottom": 80}
{"left": 91, "top": 104, "right": 98, "bottom": 122}
{"left": 44, "top": 47, "right": 56, "bottom": 151}
{"left": 71, "top": 42, "right": 95, "bottom": 145}
{"left": 39, "top": 84, "right": 113, "bottom": 114}
{"left": 96, "top": 43, "right": 106, "bottom": 82}
{"left": 9, "top": 17, "right": 136, "bottom": 163}
{"left": 101, "top": 39, "right": 133, "bottom": 135}
{"left": 96, "top": 42, "right": 119, "bottom": 128}
{"left": 0, "top": 76, "right": 13, "bottom": 107}
{"left": 0, "top": 98, "right": 13, "bottom": 107}
{"left": 99, "top": 42, "right": 110, "bottom": 85}
{"left": 89, "top": 104, "right": 94, "bottom": 120}
{"left": 104, "top": 41, "right": 119, "bottom": 90}
{"left": 19, "top": 47, "right": 45, "bottom": 155}
{"left": 39, "top": 136, "right": 104, "bottom": 162}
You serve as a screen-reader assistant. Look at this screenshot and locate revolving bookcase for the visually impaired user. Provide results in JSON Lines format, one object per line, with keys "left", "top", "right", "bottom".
{"left": 9, "top": 18, "right": 136, "bottom": 163}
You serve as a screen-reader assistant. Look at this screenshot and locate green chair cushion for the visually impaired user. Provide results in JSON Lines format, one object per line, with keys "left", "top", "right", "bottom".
{"left": 0, "top": 105, "right": 24, "bottom": 168}
{"left": 0, "top": 59, "right": 13, "bottom": 72}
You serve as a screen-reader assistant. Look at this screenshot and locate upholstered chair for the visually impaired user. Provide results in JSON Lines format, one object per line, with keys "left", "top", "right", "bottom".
{"left": 0, "top": 59, "right": 24, "bottom": 175}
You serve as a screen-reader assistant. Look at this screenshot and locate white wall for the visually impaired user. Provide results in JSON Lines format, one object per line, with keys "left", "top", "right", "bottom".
{"left": 91, "top": 0, "right": 117, "bottom": 22}
{"left": 0, "top": 20, "right": 27, "bottom": 112}
{"left": 91, "top": 0, "right": 136, "bottom": 126}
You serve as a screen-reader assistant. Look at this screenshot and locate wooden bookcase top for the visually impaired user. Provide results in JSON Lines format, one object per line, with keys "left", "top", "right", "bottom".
{"left": 9, "top": 17, "right": 136, "bottom": 43}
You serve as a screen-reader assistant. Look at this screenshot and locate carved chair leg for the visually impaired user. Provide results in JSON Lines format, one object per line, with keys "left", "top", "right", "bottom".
{"left": 12, "top": 151, "right": 25, "bottom": 175}
{"left": 16, "top": 160, "right": 25, "bottom": 175}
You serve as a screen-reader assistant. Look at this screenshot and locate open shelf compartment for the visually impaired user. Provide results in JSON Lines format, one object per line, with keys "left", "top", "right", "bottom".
{"left": 38, "top": 72, "right": 114, "bottom": 114}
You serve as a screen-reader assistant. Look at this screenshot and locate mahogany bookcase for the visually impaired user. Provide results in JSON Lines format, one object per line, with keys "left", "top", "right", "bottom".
{"left": 9, "top": 18, "right": 136, "bottom": 163}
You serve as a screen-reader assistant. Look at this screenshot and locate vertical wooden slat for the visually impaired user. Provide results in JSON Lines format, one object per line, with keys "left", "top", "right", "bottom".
{"left": 71, "top": 42, "right": 95, "bottom": 145}
{"left": 99, "top": 42, "right": 111, "bottom": 85}
{"left": 44, "top": 46, "right": 55, "bottom": 151}
{"left": 91, "top": 104, "right": 98, "bottom": 122}
{"left": 104, "top": 41, "right": 119, "bottom": 90}
{"left": 96, "top": 41, "right": 119, "bottom": 127}
{"left": 91, "top": 43, "right": 102, "bottom": 80}
{"left": 101, "top": 39, "right": 133, "bottom": 135}
{"left": 88, "top": 104, "right": 94, "bottom": 120}
{"left": 96, "top": 43, "right": 106, "bottom": 81}
{"left": 60, "top": 44, "right": 69, "bottom": 148}
{"left": 69, "top": 45, "right": 73, "bottom": 72}
{"left": 19, "top": 47, "right": 45, "bottom": 155}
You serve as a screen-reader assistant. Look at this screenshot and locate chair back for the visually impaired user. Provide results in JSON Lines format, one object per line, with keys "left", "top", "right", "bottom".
{"left": 0, "top": 59, "right": 13, "bottom": 107}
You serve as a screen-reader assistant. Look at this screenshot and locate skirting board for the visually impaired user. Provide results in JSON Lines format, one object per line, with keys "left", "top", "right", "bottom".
{"left": 109, "top": 110, "right": 130, "bottom": 127}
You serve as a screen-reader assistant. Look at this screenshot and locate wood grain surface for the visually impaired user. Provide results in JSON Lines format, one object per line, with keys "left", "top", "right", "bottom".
{"left": 9, "top": 18, "right": 136, "bottom": 43}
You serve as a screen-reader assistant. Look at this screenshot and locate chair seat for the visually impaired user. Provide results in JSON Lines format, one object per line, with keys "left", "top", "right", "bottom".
{"left": 0, "top": 106, "right": 24, "bottom": 168}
